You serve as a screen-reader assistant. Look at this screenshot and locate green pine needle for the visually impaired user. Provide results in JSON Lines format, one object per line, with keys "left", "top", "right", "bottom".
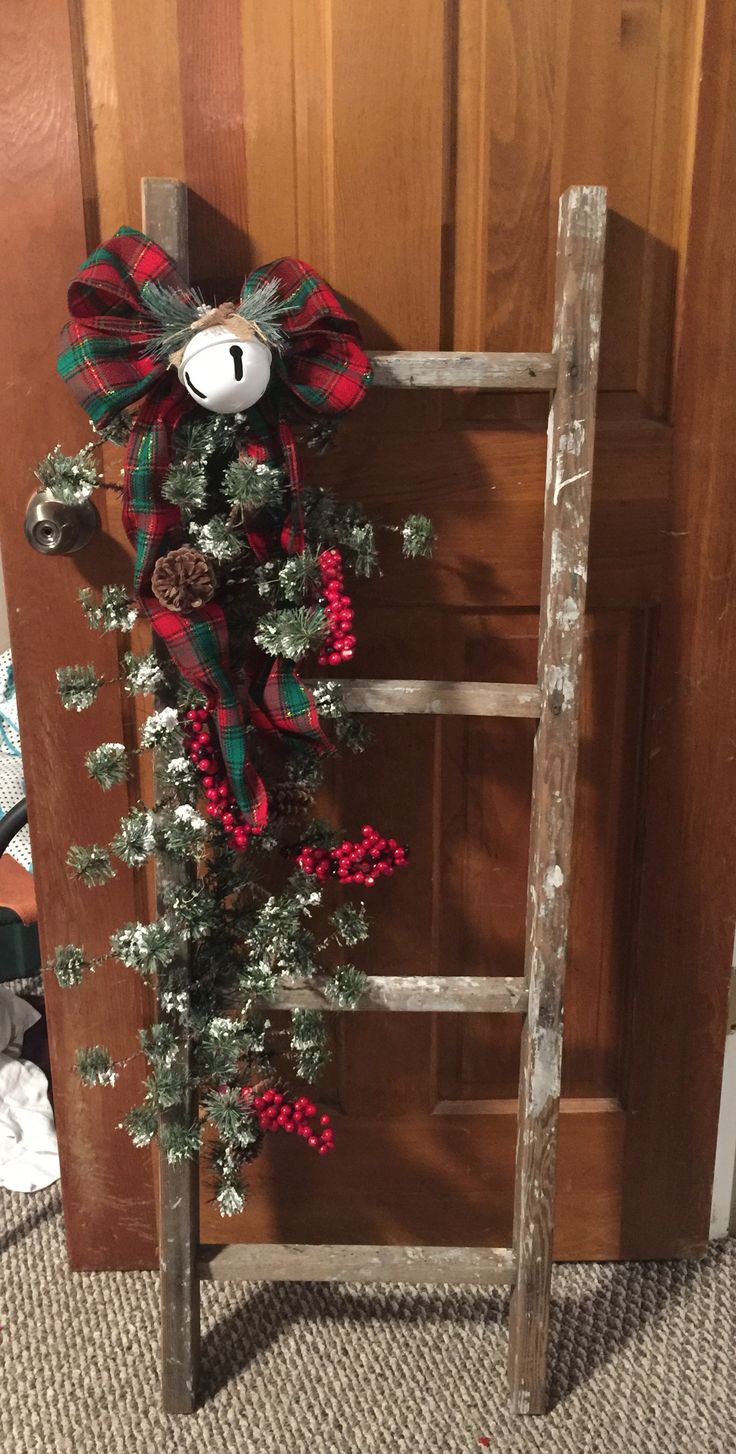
{"left": 76, "top": 1045, "right": 117, "bottom": 1087}
{"left": 161, "top": 459, "right": 208, "bottom": 515}
{"left": 50, "top": 943, "right": 88, "bottom": 988}
{"left": 79, "top": 585, "right": 138, "bottom": 633}
{"left": 121, "top": 1104, "right": 158, "bottom": 1148}
{"left": 222, "top": 457, "right": 284, "bottom": 513}
{"left": 254, "top": 606, "right": 327, "bottom": 661}
{"left": 36, "top": 444, "right": 99, "bottom": 504}
{"left": 85, "top": 742, "right": 128, "bottom": 790}
{"left": 324, "top": 965, "right": 367, "bottom": 1009}
{"left": 330, "top": 902, "right": 369, "bottom": 947}
{"left": 111, "top": 807, "right": 155, "bottom": 868}
{"left": 401, "top": 513, "right": 435, "bottom": 559}
{"left": 67, "top": 844, "right": 114, "bottom": 887}
{"left": 159, "top": 1119, "right": 202, "bottom": 1163}
{"left": 289, "top": 1008, "right": 328, "bottom": 1081}
{"left": 120, "top": 651, "right": 165, "bottom": 698}
{"left": 56, "top": 664, "right": 105, "bottom": 712}
{"left": 189, "top": 516, "right": 245, "bottom": 563}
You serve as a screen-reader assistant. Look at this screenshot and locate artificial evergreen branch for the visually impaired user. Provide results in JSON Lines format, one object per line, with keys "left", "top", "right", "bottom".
{"left": 76, "top": 1046, "right": 117, "bottom": 1087}
{"left": 330, "top": 902, "right": 369, "bottom": 946}
{"left": 159, "top": 1120, "right": 202, "bottom": 1164}
{"left": 111, "top": 806, "right": 155, "bottom": 868}
{"left": 49, "top": 943, "right": 89, "bottom": 988}
{"left": 324, "top": 965, "right": 368, "bottom": 1009}
{"left": 67, "top": 843, "right": 114, "bottom": 887}
{"left": 121, "top": 1104, "right": 157, "bottom": 1148}
{"left": 154, "top": 804, "right": 209, "bottom": 862}
{"left": 289, "top": 1008, "right": 328, "bottom": 1081}
{"left": 110, "top": 918, "right": 180, "bottom": 977}
{"left": 80, "top": 585, "right": 138, "bottom": 633}
{"left": 85, "top": 742, "right": 128, "bottom": 790}
{"left": 36, "top": 444, "right": 100, "bottom": 504}
{"left": 401, "top": 513, "right": 435, "bottom": 558}
{"left": 139, "top": 706, "right": 183, "bottom": 751}
{"left": 254, "top": 606, "right": 327, "bottom": 661}
{"left": 56, "top": 664, "right": 105, "bottom": 712}
{"left": 222, "top": 457, "right": 284, "bottom": 513}
{"left": 121, "top": 650, "right": 165, "bottom": 697}
{"left": 161, "top": 458, "right": 208, "bottom": 515}
{"left": 277, "top": 550, "right": 321, "bottom": 603}
{"left": 189, "top": 516, "right": 245, "bottom": 563}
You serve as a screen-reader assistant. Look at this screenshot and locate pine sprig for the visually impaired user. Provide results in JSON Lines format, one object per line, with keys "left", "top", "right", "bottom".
{"left": 222, "top": 457, "right": 284, "bottom": 513}
{"left": 121, "top": 650, "right": 165, "bottom": 697}
{"left": 49, "top": 943, "right": 88, "bottom": 988}
{"left": 67, "top": 843, "right": 114, "bottom": 887}
{"left": 139, "top": 707, "right": 182, "bottom": 751}
{"left": 110, "top": 918, "right": 180, "bottom": 977}
{"left": 56, "top": 664, "right": 105, "bottom": 712}
{"left": 80, "top": 585, "right": 138, "bottom": 633}
{"left": 85, "top": 742, "right": 128, "bottom": 790}
{"left": 330, "top": 902, "right": 369, "bottom": 946}
{"left": 324, "top": 965, "right": 367, "bottom": 1009}
{"left": 111, "top": 806, "right": 155, "bottom": 868}
{"left": 36, "top": 444, "right": 100, "bottom": 504}
{"left": 189, "top": 516, "right": 245, "bottom": 563}
{"left": 161, "top": 459, "right": 208, "bottom": 515}
{"left": 76, "top": 1046, "right": 117, "bottom": 1087}
{"left": 254, "top": 606, "right": 327, "bottom": 661}
{"left": 289, "top": 1008, "right": 328, "bottom": 1081}
{"left": 401, "top": 513, "right": 435, "bottom": 558}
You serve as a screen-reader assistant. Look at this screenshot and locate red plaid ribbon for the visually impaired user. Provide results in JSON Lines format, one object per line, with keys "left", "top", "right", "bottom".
{"left": 58, "top": 228, "right": 371, "bottom": 826}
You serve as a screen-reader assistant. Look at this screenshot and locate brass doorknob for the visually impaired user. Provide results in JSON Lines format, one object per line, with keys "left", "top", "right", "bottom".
{"left": 24, "top": 488, "right": 100, "bottom": 556}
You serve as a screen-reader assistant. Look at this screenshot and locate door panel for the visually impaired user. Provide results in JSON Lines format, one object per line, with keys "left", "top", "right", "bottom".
{"left": 0, "top": 0, "right": 729, "bottom": 1266}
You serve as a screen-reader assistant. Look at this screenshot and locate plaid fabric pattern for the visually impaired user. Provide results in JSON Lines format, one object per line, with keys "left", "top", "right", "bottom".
{"left": 58, "top": 229, "right": 371, "bottom": 826}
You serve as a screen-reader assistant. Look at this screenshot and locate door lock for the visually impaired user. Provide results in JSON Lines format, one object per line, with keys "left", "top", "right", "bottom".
{"left": 24, "top": 488, "right": 100, "bottom": 556}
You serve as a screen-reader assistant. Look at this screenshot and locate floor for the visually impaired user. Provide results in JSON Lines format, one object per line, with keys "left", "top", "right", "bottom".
{"left": 1, "top": 1185, "right": 734, "bottom": 1454}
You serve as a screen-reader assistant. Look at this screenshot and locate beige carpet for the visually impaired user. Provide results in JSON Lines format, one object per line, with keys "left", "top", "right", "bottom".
{"left": 1, "top": 1186, "right": 734, "bottom": 1454}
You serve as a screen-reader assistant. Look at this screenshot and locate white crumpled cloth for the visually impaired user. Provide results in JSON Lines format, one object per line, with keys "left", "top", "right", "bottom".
{"left": 0, "top": 987, "right": 59, "bottom": 1191}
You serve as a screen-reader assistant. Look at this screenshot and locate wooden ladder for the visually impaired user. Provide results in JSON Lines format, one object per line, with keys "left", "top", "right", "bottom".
{"left": 142, "top": 176, "right": 607, "bottom": 1418}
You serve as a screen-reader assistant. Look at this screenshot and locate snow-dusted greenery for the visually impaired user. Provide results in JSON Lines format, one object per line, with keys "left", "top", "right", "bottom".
{"left": 44, "top": 405, "right": 434, "bottom": 1216}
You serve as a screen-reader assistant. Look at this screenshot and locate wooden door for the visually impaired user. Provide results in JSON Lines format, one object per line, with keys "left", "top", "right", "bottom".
{"left": 1, "top": 0, "right": 733, "bottom": 1267}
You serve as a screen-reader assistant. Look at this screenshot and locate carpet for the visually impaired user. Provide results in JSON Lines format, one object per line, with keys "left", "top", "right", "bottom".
{"left": 1, "top": 1186, "right": 734, "bottom": 1453}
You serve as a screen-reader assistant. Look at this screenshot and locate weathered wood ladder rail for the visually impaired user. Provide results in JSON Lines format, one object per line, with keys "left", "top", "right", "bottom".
{"left": 142, "top": 176, "right": 607, "bottom": 1418}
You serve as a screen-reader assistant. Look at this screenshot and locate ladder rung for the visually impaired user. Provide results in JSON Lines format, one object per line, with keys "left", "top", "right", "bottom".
{"left": 368, "top": 350, "right": 557, "bottom": 391}
{"left": 256, "top": 975, "right": 528, "bottom": 1013}
{"left": 310, "top": 679, "right": 542, "bottom": 718}
{"left": 199, "top": 1242, "right": 516, "bottom": 1286}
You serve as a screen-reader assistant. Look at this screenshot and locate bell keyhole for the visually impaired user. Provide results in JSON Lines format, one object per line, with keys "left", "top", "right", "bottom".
{"left": 230, "top": 344, "right": 244, "bottom": 381}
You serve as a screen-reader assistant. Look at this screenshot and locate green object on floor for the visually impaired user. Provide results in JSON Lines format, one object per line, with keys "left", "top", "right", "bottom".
{"left": 0, "top": 907, "right": 40, "bottom": 983}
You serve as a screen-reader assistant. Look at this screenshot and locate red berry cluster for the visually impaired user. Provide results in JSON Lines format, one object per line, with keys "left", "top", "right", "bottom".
{"left": 241, "top": 1086, "right": 335, "bottom": 1155}
{"left": 317, "top": 548, "right": 356, "bottom": 666}
{"left": 295, "top": 824, "right": 408, "bottom": 885}
{"left": 183, "top": 706, "right": 253, "bottom": 853}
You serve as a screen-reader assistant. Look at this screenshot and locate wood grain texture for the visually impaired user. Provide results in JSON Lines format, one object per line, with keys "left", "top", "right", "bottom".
{"left": 368, "top": 351, "right": 557, "bottom": 390}
{"left": 623, "top": 0, "right": 736, "bottom": 1259}
{"left": 142, "top": 180, "right": 200, "bottom": 1416}
{"left": 0, "top": 0, "right": 157, "bottom": 1271}
{"left": 508, "top": 186, "right": 606, "bottom": 1414}
{"left": 199, "top": 1241, "right": 516, "bottom": 1285}
{"left": 313, "top": 680, "right": 542, "bottom": 718}
{"left": 257, "top": 975, "right": 528, "bottom": 1014}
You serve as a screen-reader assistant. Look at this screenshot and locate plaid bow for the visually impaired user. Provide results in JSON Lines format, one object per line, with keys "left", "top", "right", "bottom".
{"left": 57, "top": 228, "right": 371, "bottom": 826}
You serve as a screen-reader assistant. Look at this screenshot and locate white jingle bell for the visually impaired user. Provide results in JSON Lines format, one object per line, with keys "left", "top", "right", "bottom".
{"left": 178, "top": 325, "right": 272, "bottom": 415}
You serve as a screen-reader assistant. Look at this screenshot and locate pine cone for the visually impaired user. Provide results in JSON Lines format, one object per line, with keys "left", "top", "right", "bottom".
{"left": 269, "top": 782, "right": 314, "bottom": 824}
{"left": 151, "top": 547, "right": 215, "bottom": 613}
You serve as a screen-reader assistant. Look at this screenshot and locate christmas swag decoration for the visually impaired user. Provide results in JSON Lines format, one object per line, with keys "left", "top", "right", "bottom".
{"left": 44, "top": 226, "right": 435, "bottom": 1215}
